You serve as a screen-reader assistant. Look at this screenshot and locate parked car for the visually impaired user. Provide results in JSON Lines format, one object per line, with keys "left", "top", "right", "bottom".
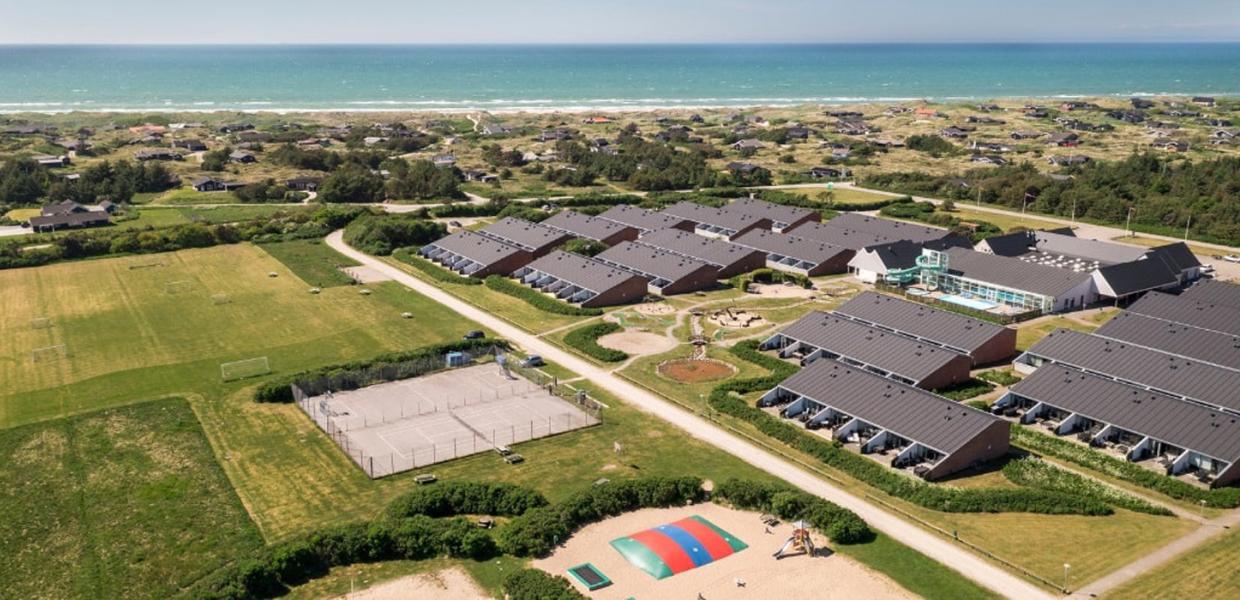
{"left": 520, "top": 355, "right": 544, "bottom": 367}
{"left": 463, "top": 330, "right": 485, "bottom": 339}
{"left": 1225, "top": 255, "right": 1240, "bottom": 264}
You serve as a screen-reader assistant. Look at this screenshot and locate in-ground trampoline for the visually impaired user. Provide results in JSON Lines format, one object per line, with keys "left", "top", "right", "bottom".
{"left": 609, "top": 515, "right": 747, "bottom": 579}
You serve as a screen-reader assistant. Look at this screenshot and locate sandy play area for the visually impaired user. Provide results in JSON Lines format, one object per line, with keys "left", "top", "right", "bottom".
{"left": 633, "top": 302, "right": 676, "bottom": 316}
{"left": 658, "top": 358, "right": 737, "bottom": 383}
{"left": 534, "top": 503, "right": 914, "bottom": 600}
{"left": 332, "top": 567, "right": 488, "bottom": 600}
{"left": 748, "top": 283, "right": 820, "bottom": 299}
{"left": 597, "top": 330, "right": 678, "bottom": 355}
{"left": 341, "top": 265, "right": 393, "bottom": 284}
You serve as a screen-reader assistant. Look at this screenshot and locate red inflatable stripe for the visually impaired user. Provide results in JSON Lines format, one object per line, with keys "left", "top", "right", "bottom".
{"left": 629, "top": 529, "right": 696, "bottom": 574}
{"left": 670, "top": 517, "right": 735, "bottom": 560}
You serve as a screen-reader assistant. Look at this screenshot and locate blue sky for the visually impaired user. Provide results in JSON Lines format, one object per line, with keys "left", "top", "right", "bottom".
{"left": 2, "top": 0, "right": 1238, "bottom": 44}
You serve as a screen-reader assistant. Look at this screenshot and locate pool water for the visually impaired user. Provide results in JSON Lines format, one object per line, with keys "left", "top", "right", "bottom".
{"left": 939, "top": 294, "right": 999, "bottom": 311}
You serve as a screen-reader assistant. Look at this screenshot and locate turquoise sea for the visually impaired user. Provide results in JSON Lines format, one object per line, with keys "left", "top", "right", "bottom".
{"left": 0, "top": 44, "right": 1237, "bottom": 113}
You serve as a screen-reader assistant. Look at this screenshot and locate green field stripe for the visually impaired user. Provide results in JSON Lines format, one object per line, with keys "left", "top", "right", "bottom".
{"left": 610, "top": 536, "right": 673, "bottom": 579}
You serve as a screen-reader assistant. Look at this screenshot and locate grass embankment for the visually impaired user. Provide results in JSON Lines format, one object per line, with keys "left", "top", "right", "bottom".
{"left": 259, "top": 238, "right": 359, "bottom": 287}
{"left": 0, "top": 243, "right": 469, "bottom": 428}
{"left": 0, "top": 398, "right": 263, "bottom": 599}
{"left": 1103, "top": 527, "right": 1240, "bottom": 600}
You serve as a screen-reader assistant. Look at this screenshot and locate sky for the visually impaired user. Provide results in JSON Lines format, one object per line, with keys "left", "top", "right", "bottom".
{"left": 1, "top": 0, "right": 1238, "bottom": 44}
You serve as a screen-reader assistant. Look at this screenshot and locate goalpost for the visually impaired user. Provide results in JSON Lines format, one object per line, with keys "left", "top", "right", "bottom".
{"left": 211, "top": 293, "right": 232, "bottom": 305}
{"left": 164, "top": 280, "right": 193, "bottom": 295}
{"left": 30, "top": 317, "right": 52, "bottom": 330}
{"left": 32, "top": 344, "right": 68, "bottom": 363}
{"left": 220, "top": 357, "right": 271, "bottom": 382}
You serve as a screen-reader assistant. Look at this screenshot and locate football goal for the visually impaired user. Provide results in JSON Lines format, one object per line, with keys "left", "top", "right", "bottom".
{"left": 32, "top": 344, "right": 68, "bottom": 363}
{"left": 30, "top": 317, "right": 52, "bottom": 330}
{"left": 211, "top": 293, "right": 232, "bottom": 305}
{"left": 221, "top": 357, "right": 271, "bottom": 382}
{"left": 165, "top": 280, "right": 193, "bottom": 295}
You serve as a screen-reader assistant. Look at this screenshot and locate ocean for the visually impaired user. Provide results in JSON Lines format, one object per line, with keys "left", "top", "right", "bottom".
{"left": 0, "top": 44, "right": 1237, "bottom": 113}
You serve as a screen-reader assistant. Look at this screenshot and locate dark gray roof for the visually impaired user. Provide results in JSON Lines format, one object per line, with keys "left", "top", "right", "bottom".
{"left": 1180, "top": 279, "right": 1240, "bottom": 310}
{"left": 658, "top": 201, "right": 769, "bottom": 233}
{"left": 635, "top": 228, "right": 764, "bottom": 268}
{"left": 426, "top": 230, "right": 524, "bottom": 265}
{"left": 1095, "top": 258, "right": 1178, "bottom": 297}
{"left": 778, "top": 359, "right": 1004, "bottom": 454}
{"left": 860, "top": 239, "right": 925, "bottom": 269}
{"left": 1030, "top": 231, "right": 1148, "bottom": 265}
{"left": 1127, "top": 291, "right": 1240, "bottom": 337}
{"left": 1095, "top": 312, "right": 1240, "bottom": 372}
{"left": 723, "top": 198, "right": 815, "bottom": 229}
{"left": 477, "top": 217, "right": 571, "bottom": 253}
{"left": 1026, "top": 328, "right": 1240, "bottom": 414}
{"left": 835, "top": 292, "right": 1011, "bottom": 357}
{"left": 776, "top": 311, "right": 970, "bottom": 384}
{"left": 541, "top": 210, "right": 635, "bottom": 243}
{"left": 731, "top": 229, "right": 851, "bottom": 265}
{"left": 594, "top": 241, "right": 715, "bottom": 282}
{"left": 597, "top": 205, "right": 693, "bottom": 233}
{"left": 1011, "top": 364, "right": 1240, "bottom": 463}
{"left": 522, "top": 251, "right": 645, "bottom": 294}
{"left": 1146, "top": 242, "right": 1201, "bottom": 274}
{"left": 780, "top": 221, "right": 893, "bottom": 250}
{"left": 944, "top": 247, "right": 1094, "bottom": 297}
{"left": 29, "top": 211, "right": 109, "bottom": 228}
{"left": 821, "top": 213, "right": 949, "bottom": 244}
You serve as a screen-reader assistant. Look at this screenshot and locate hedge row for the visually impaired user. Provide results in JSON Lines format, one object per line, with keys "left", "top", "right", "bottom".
{"left": 428, "top": 202, "right": 504, "bottom": 218}
{"left": 502, "top": 570, "right": 587, "bottom": 600}
{"left": 825, "top": 194, "right": 908, "bottom": 212}
{"left": 190, "top": 516, "right": 497, "bottom": 599}
{"left": 729, "top": 267, "right": 812, "bottom": 291}
{"left": 713, "top": 342, "right": 1114, "bottom": 515}
{"left": 497, "top": 476, "right": 706, "bottom": 556}
{"left": 385, "top": 482, "right": 548, "bottom": 519}
{"left": 714, "top": 478, "right": 872, "bottom": 544}
{"left": 253, "top": 339, "right": 506, "bottom": 403}
{"left": 392, "top": 248, "right": 482, "bottom": 285}
{"left": 483, "top": 275, "right": 604, "bottom": 316}
{"left": 553, "top": 193, "right": 644, "bottom": 208}
{"left": 1012, "top": 425, "right": 1240, "bottom": 508}
{"left": 1001, "top": 457, "right": 1172, "bottom": 516}
{"left": 563, "top": 322, "right": 628, "bottom": 362}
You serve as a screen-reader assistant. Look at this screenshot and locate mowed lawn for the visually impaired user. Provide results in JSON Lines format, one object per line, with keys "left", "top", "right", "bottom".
{"left": 0, "top": 398, "right": 263, "bottom": 599}
{"left": 0, "top": 243, "right": 472, "bottom": 428}
{"left": 1103, "top": 527, "right": 1240, "bottom": 600}
{"left": 259, "top": 239, "right": 359, "bottom": 288}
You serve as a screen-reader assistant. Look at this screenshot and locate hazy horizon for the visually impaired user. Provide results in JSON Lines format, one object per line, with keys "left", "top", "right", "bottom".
{"left": 2, "top": 0, "right": 1238, "bottom": 45}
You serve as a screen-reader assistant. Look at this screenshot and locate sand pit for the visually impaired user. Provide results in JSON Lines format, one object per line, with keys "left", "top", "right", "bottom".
{"left": 707, "top": 307, "right": 766, "bottom": 329}
{"left": 658, "top": 358, "right": 736, "bottom": 383}
{"left": 634, "top": 302, "right": 675, "bottom": 316}
{"left": 749, "top": 283, "right": 820, "bottom": 299}
{"left": 534, "top": 503, "right": 914, "bottom": 600}
{"left": 332, "top": 567, "right": 488, "bottom": 600}
{"left": 597, "top": 330, "right": 678, "bottom": 355}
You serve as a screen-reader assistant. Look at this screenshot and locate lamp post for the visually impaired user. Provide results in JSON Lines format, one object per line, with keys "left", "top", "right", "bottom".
{"left": 1184, "top": 211, "right": 1192, "bottom": 241}
{"left": 1125, "top": 207, "right": 1135, "bottom": 237}
{"left": 1063, "top": 563, "right": 1071, "bottom": 594}
{"left": 1200, "top": 499, "right": 1207, "bottom": 519}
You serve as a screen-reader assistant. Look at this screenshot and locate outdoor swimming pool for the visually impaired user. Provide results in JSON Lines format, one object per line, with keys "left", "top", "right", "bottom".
{"left": 939, "top": 294, "right": 999, "bottom": 311}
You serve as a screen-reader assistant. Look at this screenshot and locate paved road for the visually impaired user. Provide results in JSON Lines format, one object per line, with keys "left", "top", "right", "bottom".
{"left": 325, "top": 230, "right": 1053, "bottom": 600}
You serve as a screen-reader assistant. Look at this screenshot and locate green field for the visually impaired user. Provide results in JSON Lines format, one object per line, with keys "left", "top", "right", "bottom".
{"left": 1103, "top": 528, "right": 1240, "bottom": 600}
{"left": 821, "top": 186, "right": 896, "bottom": 205}
{"left": 259, "top": 239, "right": 359, "bottom": 288}
{"left": 0, "top": 398, "right": 263, "bottom": 599}
{"left": 0, "top": 243, "right": 471, "bottom": 428}
{"left": 150, "top": 187, "right": 236, "bottom": 206}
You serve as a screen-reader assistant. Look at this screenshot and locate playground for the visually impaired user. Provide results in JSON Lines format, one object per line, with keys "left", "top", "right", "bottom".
{"left": 534, "top": 503, "right": 915, "bottom": 599}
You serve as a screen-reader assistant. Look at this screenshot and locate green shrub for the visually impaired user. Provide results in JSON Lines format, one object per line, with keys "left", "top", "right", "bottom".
{"left": 935, "top": 378, "right": 994, "bottom": 401}
{"left": 1001, "top": 457, "right": 1171, "bottom": 516}
{"left": 730, "top": 268, "right": 812, "bottom": 291}
{"left": 714, "top": 478, "right": 872, "bottom": 544}
{"left": 391, "top": 248, "right": 482, "bottom": 285}
{"left": 497, "top": 476, "right": 705, "bottom": 557}
{"left": 254, "top": 339, "right": 507, "bottom": 403}
{"left": 343, "top": 213, "right": 445, "bottom": 256}
{"left": 1012, "top": 426, "right": 1240, "bottom": 508}
{"left": 484, "top": 275, "right": 603, "bottom": 316}
{"left": 502, "top": 569, "right": 587, "bottom": 600}
{"left": 563, "top": 322, "right": 628, "bottom": 362}
{"left": 385, "top": 482, "right": 548, "bottom": 519}
{"left": 977, "top": 370, "right": 1022, "bottom": 386}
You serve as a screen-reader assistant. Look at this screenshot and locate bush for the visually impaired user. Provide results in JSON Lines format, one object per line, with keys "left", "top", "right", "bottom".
{"left": 497, "top": 476, "right": 705, "bottom": 557}
{"left": 483, "top": 275, "right": 603, "bottom": 316}
{"left": 709, "top": 342, "right": 1115, "bottom": 516}
{"left": 905, "top": 134, "right": 960, "bottom": 157}
{"left": 977, "top": 369, "right": 1022, "bottom": 386}
{"left": 935, "top": 378, "right": 994, "bottom": 401}
{"left": 343, "top": 214, "right": 445, "bottom": 256}
{"left": 714, "top": 478, "right": 872, "bottom": 544}
{"left": 1012, "top": 426, "right": 1240, "bottom": 508}
{"left": 385, "top": 482, "right": 548, "bottom": 519}
{"left": 254, "top": 338, "right": 507, "bottom": 403}
{"left": 503, "top": 570, "right": 586, "bottom": 600}
{"left": 729, "top": 267, "right": 812, "bottom": 291}
{"left": 391, "top": 248, "right": 482, "bottom": 285}
{"left": 1001, "top": 458, "right": 1171, "bottom": 515}
{"left": 563, "top": 322, "right": 627, "bottom": 362}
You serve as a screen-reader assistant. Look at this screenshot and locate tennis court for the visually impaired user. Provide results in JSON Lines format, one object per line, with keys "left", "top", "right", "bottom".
{"left": 297, "top": 363, "right": 600, "bottom": 478}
